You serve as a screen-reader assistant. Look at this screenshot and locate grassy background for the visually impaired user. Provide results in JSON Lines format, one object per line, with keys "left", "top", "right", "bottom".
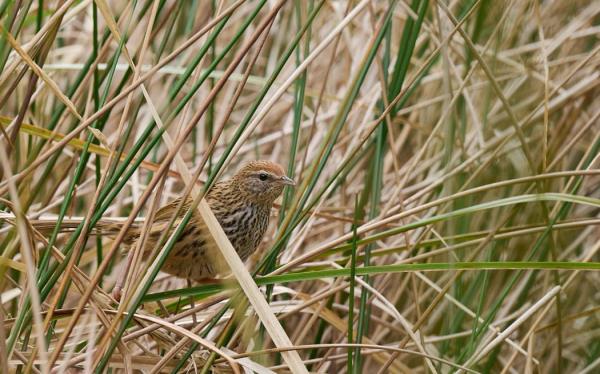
{"left": 0, "top": 0, "right": 599, "bottom": 372}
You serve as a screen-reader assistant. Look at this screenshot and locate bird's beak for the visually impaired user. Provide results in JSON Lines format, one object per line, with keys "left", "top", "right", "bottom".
{"left": 280, "top": 176, "right": 296, "bottom": 186}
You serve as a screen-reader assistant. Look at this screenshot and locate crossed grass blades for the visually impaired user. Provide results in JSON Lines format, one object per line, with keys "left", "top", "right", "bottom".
{"left": 0, "top": 1, "right": 599, "bottom": 373}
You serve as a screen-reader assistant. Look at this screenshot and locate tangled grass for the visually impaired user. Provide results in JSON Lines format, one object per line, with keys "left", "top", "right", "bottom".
{"left": 0, "top": 0, "right": 599, "bottom": 372}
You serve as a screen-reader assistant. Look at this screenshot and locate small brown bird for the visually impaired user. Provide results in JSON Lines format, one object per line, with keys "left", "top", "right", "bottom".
{"left": 112, "top": 160, "right": 295, "bottom": 300}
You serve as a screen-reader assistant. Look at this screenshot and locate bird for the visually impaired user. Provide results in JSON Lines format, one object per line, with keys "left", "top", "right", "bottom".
{"left": 111, "top": 160, "right": 295, "bottom": 300}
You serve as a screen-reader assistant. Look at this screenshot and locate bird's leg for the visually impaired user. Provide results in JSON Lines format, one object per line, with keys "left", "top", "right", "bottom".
{"left": 112, "top": 249, "right": 135, "bottom": 302}
{"left": 187, "top": 279, "right": 197, "bottom": 325}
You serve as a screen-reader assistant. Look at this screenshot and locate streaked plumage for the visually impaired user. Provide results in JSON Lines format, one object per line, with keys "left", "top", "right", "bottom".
{"left": 116, "top": 160, "right": 294, "bottom": 293}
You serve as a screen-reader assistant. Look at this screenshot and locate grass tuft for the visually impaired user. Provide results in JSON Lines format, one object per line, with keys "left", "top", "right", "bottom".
{"left": 0, "top": 0, "right": 599, "bottom": 372}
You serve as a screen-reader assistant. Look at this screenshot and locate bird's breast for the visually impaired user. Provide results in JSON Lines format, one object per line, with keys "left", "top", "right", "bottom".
{"left": 216, "top": 203, "right": 270, "bottom": 260}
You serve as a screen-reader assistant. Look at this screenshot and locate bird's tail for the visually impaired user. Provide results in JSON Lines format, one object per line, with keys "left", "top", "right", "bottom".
{"left": 0, "top": 214, "right": 142, "bottom": 245}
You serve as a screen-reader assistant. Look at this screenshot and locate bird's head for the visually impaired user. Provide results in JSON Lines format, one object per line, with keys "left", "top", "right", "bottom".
{"left": 233, "top": 160, "right": 295, "bottom": 204}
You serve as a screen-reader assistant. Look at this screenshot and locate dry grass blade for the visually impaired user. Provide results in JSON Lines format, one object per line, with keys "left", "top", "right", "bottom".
{"left": 0, "top": 25, "right": 82, "bottom": 121}
{"left": 0, "top": 142, "right": 48, "bottom": 371}
{"left": 1, "top": 0, "right": 599, "bottom": 373}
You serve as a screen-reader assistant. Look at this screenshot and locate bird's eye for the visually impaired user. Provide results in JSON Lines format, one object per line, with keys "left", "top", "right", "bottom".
{"left": 258, "top": 173, "right": 268, "bottom": 181}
